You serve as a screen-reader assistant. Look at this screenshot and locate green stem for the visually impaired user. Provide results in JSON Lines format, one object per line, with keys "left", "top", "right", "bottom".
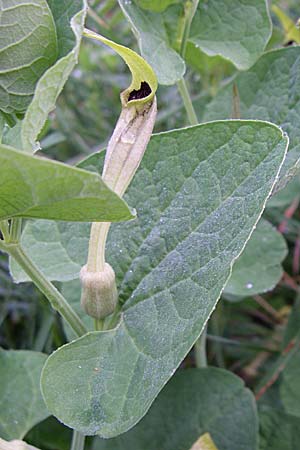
{"left": 94, "top": 317, "right": 105, "bottom": 331}
{"left": 33, "top": 310, "right": 54, "bottom": 352}
{"left": 2, "top": 242, "right": 87, "bottom": 337}
{"left": 232, "top": 83, "right": 241, "bottom": 119}
{"left": 195, "top": 325, "right": 208, "bottom": 368}
{"left": 70, "top": 430, "right": 85, "bottom": 450}
{"left": 177, "top": 78, "right": 198, "bottom": 126}
{"left": 87, "top": 222, "right": 110, "bottom": 272}
{"left": 9, "top": 218, "right": 22, "bottom": 243}
{"left": 180, "top": 0, "right": 199, "bottom": 59}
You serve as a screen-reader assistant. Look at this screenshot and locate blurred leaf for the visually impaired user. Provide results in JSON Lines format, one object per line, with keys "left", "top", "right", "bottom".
{"left": 94, "top": 368, "right": 258, "bottom": 450}
{"left": 0, "top": 144, "right": 134, "bottom": 222}
{"left": 259, "top": 405, "right": 300, "bottom": 450}
{"left": 0, "top": 350, "right": 49, "bottom": 440}
{"left": 21, "top": 0, "right": 87, "bottom": 152}
{"left": 204, "top": 47, "right": 300, "bottom": 192}
{"left": 135, "top": 0, "right": 179, "bottom": 13}
{"left": 280, "top": 350, "right": 300, "bottom": 418}
{"left": 267, "top": 176, "right": 300, "bottom": 209}
{"left": 224, "top": 219, "right": 287, "bottom": 297}
{"left": 118, "top": 0, "right": 185, "bottom": 85}
{"left": 0, "top": 0, "right": 57, "bottom": 114}
{"left": 189, "top": 0, "right": 272, "bottom": 70}
{"left": 40, "top": 121, "right": 287, "bottom": 437}
{"left": 283, "top": 297, "right": 300, "bottom": 347}
{"left": 25, "top": 417, "right": 72, "bottom": 450}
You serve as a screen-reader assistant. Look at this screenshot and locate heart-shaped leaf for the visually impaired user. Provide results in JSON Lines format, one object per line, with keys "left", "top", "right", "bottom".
{"left": 0, "top": 144, "right": 133, "bottom": 222}
{"left": 223, "top": 219, "right": 287, "bottom": 298}
{"left": 40, "top": 120, "right": 287, "bottom": 437}
{"left": 0, "top": 350, "right": 50, "bottom": 440}
{"left": 21, "top": 0, "right": 87, "bottom": 152}
{"left": 0, "top": 0, "right": 57, "bottom": 115}
{"left": 94, "top": 368, "right": 258, "bottom": 450}
{"left": 203, "top": 47, "right": 300, "bottom": 191}
{"left": 259, "top": 404, "right": 300, "bottom": 450}
{"left": 189, "top": 0, "right": 272, "bottom": 71}
{"left": 118, "top": 0, "right": 185, "bottom": 85}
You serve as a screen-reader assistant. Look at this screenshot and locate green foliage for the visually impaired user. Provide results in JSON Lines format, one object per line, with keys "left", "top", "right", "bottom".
{"left": 204, "top": 47, "right": 300, "bottom": 191}
{"left": 2, "top": 1, "right": 300, "bottom": 448}
{"left": 119, "top": 0, "right": 185, "bottom": 85}
{"left": 224, "top": 219, "right": 287, "bottom": 298}
{"left": 189, "top": 0, "right": 272, "bottom": 70}
{"left": 280, "top": 351, "right": 300, "bottom": 418}
{"left": 20, "top": 0, "right": 87, "bottom": 152}
{"left": 135, "top": 0, "right": 179, "bottom": 13}
{"left": 95, "top": 368, "right": 258, "bottom": 450}
{"left": 259, "top": 405, "right": 300, "bottom": 450}
{"left": 41, "top": 121, "right": 287, "bottom": 436}
{"left": 0, "top": 0, "right": 57, "bottom": 114}
{"left": 0, "top": 144, "right": 133, "bottom": 222}
{"left": 0, "top": 350, "right": 49, "bottom": 440}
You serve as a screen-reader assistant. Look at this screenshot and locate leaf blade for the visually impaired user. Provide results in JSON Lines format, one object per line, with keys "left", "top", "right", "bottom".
{"left": 189, "top": 0, "right": 272, "bottom": 70}
{"left": 0, "top": 0, "right": 58, "bottom": 114}
{"left": 0, "top": 350, "right": 50, "bottom": 440}
{"left": 21, "top": 0, "right": 87, "bottom": 152}
{"left": 0, "top": 144, "right": 134, "bottom": 222}
{"left": 40, "top": 120, "right": 288, "bottom": 437}
{"left": 203, "top": 47, "right": 300, "bottom": 191}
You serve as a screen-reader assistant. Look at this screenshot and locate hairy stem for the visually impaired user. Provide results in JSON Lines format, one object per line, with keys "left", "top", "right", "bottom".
{"left": 195, "top": 325, "right": 208, "bottom": 368}
{"left": 177, "top": 78, "right": 198, "bottom": 126}
{"left": 180, "top": 0, "right": 199, "bottom": 58}
{"left": 1, "top": 242, "right": 87, "bottom": 337}
{"left": 87, "top": 222, "right": 110, "bottom": 272}
{"left": 9, "top": 218, "right": 22, "bottom": 243}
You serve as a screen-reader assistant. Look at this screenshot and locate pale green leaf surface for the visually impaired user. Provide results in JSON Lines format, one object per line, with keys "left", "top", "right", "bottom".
{"left": 280, "top": 351, "right": 300, "bottom": 418}
{"left": 203, "top": 47, "right": 300, "bottom": 192}
{"left": 10, "top": 221, "right": 90, "bottom": 283}
{"left": 0, "top": 144, "right": 134, "bottom": 222}
{"left": 21, "top": 0, "right": 87, "bottom": 152}
{"left": 135, "top": 0, "right": 179, "bottom": 13}
{"left": 224, "top": 219, "right": 287, "bottom": 297}
{"left": 189, "top": 0, "right": 271, "bottom": 70}
{"left": 94, "top": 368, "right": 258, "bottom": 450}
{"left": 267, "top": 176, "right": 300, "bottom": 209}
{"left": 118, "top": 0, "right": 185, "bottom": 85}
{"left": 0, "top": 0, "right": 57, "bottom": 114}
{"left": 259, "top": 405, "right": 300, "bottom": 450}
{"left": 40, "top": 121, "right": 287, "bottom": 437}
{"left": 0, "top": 350, "right": 49, "bottom": 440}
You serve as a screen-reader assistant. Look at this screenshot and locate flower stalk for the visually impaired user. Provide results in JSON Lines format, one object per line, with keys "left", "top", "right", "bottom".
{"left": 81, "top": 30, "right": 158, "bottom": 322}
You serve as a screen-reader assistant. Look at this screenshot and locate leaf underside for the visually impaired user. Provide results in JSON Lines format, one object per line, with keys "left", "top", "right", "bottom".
{"left": 0, "top": 144, "right": 133, "bottom": 222}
